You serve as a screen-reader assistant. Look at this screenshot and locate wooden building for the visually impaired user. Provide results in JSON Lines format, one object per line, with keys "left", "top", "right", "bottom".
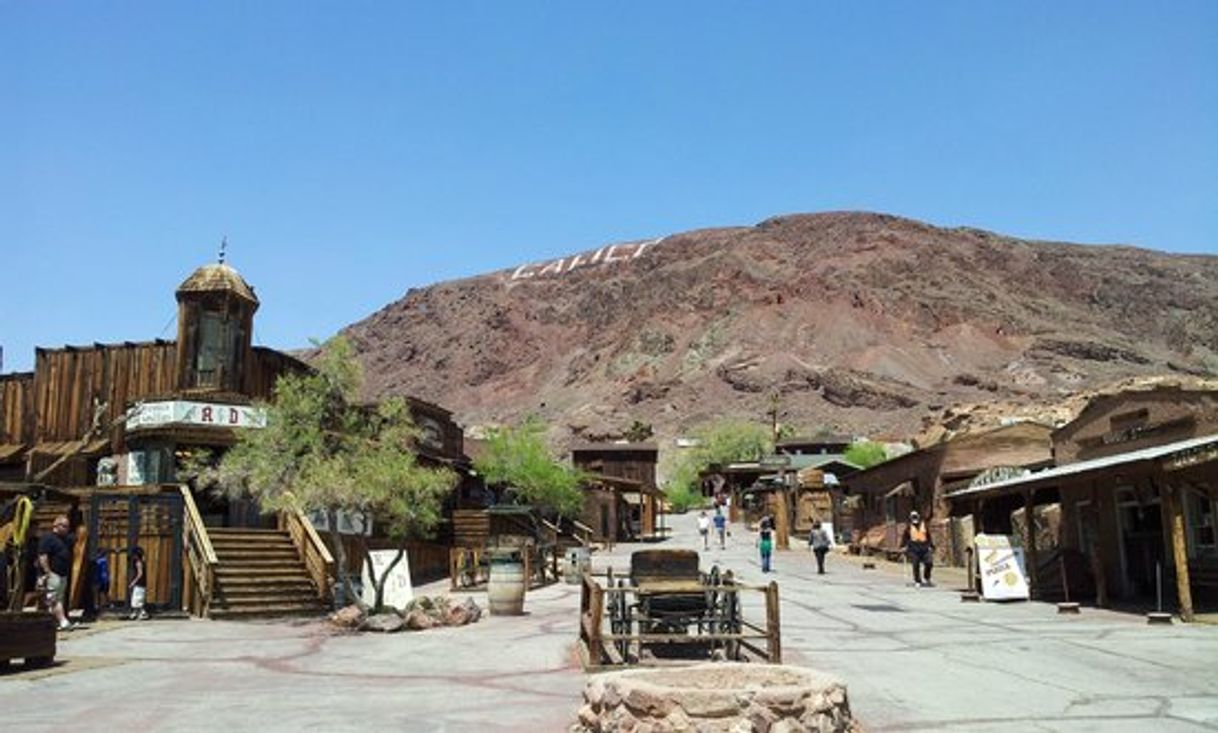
{"left": 1, "top": 257, "right": 470, "bottom": 617}
{"left": 945, "top": 386, "right": 1218, "bottom": 620}
{"left": 572, "top": 442, "right": 663, "bottom": 543}
{"left": 843, "top": 422, "right": 1054, "bottom": 564}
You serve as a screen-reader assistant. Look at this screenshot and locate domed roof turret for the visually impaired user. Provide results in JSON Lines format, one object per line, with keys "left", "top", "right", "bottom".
{"left": 176, "top": 262, "right": 259, "bottom": 307}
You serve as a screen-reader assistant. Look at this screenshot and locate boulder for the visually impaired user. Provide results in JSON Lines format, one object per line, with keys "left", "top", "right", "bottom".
{"left": 361, "top": 612, "right": 407, "bottom": 633}
{"left": 404, "top": 609, "right": 438, "bottom": 631}
{"left": 328, "top": 604, "right": 365, "bottom": 630}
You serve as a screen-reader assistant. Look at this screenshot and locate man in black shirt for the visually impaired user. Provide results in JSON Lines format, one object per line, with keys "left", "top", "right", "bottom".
{"left": 38, "top": 514, "right": 75, "bottom": 630}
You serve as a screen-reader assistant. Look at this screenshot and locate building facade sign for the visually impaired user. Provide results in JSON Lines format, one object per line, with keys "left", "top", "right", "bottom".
{"left": 307, "top": 508, "right": 374, "bottom": 537}
{"left": 126, "top": 400, "right": 268, "bottom": 431}
{"left": 361, "top": 550, "right": 413, "bottom": 610}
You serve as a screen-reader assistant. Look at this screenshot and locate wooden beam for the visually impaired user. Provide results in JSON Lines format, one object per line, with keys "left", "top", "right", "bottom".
{"left": 774, "top": 478, "right": 791, "bottom": 550}
{"left": 1160, "top": 480, "right": 1194, "bottom": 622}
{"left": 1023, "top": 490, "right": 1039, "bottom": 598}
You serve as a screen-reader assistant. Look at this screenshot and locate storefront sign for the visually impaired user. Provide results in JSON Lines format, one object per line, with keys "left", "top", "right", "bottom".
{"left": 126, "top": 400, "right": 268, "bottom": 430}
{"left": 974, "top": 534, "right": 1029, "bottom": 601}
{"left": 1162, "top": 444, "right": 1218, "bottom": 473}
{"left": 307, "top": 509, "right": 373, "bottom": 537}
{"left": 361, "top": 550, "right": 414, "bottom": 610}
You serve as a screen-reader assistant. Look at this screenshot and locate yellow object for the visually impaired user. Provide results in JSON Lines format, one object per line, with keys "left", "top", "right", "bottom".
{"left": 12, "top": 496, "right": 33, "bottom": 545}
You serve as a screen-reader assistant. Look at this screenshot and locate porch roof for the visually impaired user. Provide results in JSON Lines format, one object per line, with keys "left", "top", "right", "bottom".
{"left": 945, "top": 432, "right": 1218, "bottom": 501}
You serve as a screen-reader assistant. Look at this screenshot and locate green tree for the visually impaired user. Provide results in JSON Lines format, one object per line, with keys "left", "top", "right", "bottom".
{"left": 206, "top": 336, "right": 457, "bottom": 612}
{"left": 474, "top": 417, "right": 585, "bottom": 520}
{"left": 624, "top": 419, "right": 654, "bottom": 443}
{"left": 844, "top": 440, "right": 888, "bottom": 469}
{"left": 663, "top": 419, "right": 772, "bottom": 511}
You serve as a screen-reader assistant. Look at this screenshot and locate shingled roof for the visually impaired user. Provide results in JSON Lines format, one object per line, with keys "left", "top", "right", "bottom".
{"left": 176, "top": 262, "right": 259, "bottom": 306}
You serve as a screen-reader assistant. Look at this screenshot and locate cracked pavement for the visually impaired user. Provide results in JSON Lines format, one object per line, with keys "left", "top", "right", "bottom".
{"left": 2, "top": 519, "right": 1217, "bottom": 731}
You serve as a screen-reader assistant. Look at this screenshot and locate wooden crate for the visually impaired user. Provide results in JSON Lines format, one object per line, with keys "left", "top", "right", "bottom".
{"left": 0, "top": 611, "right": 56, "bottom": 667}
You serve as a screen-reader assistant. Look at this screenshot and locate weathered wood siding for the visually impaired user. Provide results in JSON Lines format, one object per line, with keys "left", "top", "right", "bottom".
{"left": 0, "top": 372, "right": 35, "bottom": 445}
{"left": 32, "top": 342, "right": 177, "bottom": 447}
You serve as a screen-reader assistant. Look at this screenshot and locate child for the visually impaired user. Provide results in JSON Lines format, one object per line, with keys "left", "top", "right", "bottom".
{"left": 696, "top": 511, "right": 711, "bottom": 550}
{"left": 93, "top": 548, "right": 110, "bottom": 612}
{"left": 128, "top": 546, "right": 148, "bottom": 620}
{"left": 713, "top": 509, "right": 727, "bottom": 549}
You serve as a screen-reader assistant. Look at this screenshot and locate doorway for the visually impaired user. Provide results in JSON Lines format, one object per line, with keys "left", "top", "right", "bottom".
{"left": 1115, "top": 488, "right": 1165, "bottom": 598}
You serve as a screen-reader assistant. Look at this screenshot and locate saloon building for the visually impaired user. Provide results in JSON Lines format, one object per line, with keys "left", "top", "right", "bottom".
{"left": 1, "top": 256, "right": 468, "bottom": 617}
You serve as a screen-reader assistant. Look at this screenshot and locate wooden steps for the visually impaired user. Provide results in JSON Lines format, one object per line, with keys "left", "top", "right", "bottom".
{"left": 208, "top": 529, "right": 326, "bottom": 619}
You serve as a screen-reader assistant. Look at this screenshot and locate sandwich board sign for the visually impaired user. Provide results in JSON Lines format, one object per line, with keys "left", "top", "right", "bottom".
{"left": 361, "top": 550, "right": 414, "bottom": 610}
{"left": 974, "top": 534, "right": 1030, "bottom": 601}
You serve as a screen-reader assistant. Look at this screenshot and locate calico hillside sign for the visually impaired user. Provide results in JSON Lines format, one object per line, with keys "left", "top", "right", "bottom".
{"left": 509, "top": 238, "right": 663, "bottom": 280}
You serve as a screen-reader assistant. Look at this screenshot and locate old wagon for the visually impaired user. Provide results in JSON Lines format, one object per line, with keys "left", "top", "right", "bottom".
{"left": 579, "top": 549, "right": 781, "bottom": 669}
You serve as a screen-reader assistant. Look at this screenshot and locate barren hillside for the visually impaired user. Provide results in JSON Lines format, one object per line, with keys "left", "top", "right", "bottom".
{"left": 342, "top": 212, "right": 1218, "bottom": 446}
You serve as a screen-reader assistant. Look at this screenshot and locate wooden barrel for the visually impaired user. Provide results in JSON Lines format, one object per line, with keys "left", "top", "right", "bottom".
{"left": 487, "top": 553, "right": 526, "bottom": 615}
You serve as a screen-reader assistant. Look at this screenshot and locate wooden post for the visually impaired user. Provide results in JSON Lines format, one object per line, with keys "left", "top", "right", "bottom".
{"left": 1161, "top": 481, "right": 1194, "bottom": 622}
{"left": 774, "top": 482, "right": 791, "bottom": 550}
{"left": 588, "top": 579, "right": 605, "bottom": 666}
{"left": 1023, "top": 490, "right": 1039, "bottom": 599}
{"left": 765, "top": 580, "right": 782, "bottom": 664}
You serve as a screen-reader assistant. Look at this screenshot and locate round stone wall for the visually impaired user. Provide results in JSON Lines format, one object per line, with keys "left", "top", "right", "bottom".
{"left": 572, "top": 663, "right": 861, "bottom": 733}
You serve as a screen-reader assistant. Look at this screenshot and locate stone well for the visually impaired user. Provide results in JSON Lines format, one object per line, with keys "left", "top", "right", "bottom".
{"left": 572, "top": 662, "right": 860, "bottom": 733}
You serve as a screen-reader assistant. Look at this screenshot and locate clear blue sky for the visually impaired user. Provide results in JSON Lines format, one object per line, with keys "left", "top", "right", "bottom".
{"left": 3, "top": 2, "right": 1216, "bottom": 372}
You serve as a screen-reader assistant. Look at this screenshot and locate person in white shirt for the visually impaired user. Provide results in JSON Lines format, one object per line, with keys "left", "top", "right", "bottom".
{"left": 696, "top": 511, "right": 711, "bottom": 550}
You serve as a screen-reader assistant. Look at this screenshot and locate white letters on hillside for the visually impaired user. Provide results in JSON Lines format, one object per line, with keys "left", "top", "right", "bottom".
{"left": 510, "top": 237, "right": 663, "bottom": 281}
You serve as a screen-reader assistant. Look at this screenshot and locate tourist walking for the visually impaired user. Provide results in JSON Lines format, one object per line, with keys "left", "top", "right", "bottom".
{"left": 808, "top": 521, "right": 831, "bottom": 575}
{"left": 757, "top": 515, "right": 774, "bottom": 573}
{"left": 697, "top": 510, "right": 711, "bottom": 550}
{"left": 128, "top": 546, "right": 149, "bottom": 620}
{"left": 713, "top": 509, "right": 727, "bottom": 549}
{"left": 37, "top": 514, "right": 75, "bottom": 631}
{"left": 902, "top": 511, "right": 935, "bottom": 587}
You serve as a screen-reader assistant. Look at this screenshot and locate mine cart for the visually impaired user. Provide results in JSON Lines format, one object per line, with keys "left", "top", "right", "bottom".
{"left": 579, "top": 549, "right": 781, "bottom": 669}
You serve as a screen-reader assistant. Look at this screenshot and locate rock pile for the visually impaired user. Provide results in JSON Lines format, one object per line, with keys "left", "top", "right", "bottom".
{"left": 326, "top": 595, "right": 482, "bottom": 633}
{"left": 572, "top": 663, "right": 861, "bottom": 733}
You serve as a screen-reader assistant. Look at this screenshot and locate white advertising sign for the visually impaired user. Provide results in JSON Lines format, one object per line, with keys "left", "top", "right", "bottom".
{"left": 974, "top": 534, "right": 1030, "bottom": 601}
{"left": 361, "top": 550, "right": 414, "bottom": 610}
{"left": 307, "top": 509, "right": 374, "bottom": 537}
{"left": 126, "top": 400, "right": 268, "bottom": 430}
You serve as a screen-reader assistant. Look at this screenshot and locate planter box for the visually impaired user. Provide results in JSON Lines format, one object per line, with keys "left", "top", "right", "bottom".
{"left": 0, "top": 611, "right": 57, "bottom": 667}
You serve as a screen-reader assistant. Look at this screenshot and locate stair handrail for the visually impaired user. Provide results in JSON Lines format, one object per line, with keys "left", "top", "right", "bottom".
{"left": 281, "top": 509, "right": 336, "bottom": 603}
{"left": 179, "top": 484, "right": 218, "bottom": 616}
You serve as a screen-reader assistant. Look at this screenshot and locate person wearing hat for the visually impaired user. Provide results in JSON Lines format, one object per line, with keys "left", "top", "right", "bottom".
{"left": 901, "top": 510, "right": 934, "bottom": 587}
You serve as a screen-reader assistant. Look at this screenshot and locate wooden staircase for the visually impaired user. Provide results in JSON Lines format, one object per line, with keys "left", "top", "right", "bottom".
{"left": 207, "top": 528, "right": 327, "bottom": 619}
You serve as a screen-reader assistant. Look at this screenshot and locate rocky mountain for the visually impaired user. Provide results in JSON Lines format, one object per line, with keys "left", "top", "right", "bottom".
{"left": 342, "top": 212, "right": 1218, "bottom": 447}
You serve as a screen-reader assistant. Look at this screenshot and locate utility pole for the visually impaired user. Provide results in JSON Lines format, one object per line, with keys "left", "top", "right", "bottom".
{"left": 768, "top": 391, "right": 781, "bottom": 445}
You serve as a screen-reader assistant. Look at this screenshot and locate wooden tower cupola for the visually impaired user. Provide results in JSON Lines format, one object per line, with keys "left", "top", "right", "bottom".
{"left": 174, "top": 250, "right": 259, "bottom": 394}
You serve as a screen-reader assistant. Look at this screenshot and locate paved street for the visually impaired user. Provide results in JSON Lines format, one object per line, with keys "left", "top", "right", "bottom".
{"left": 3, "top": 519, "right": 1218, "bottom": 731}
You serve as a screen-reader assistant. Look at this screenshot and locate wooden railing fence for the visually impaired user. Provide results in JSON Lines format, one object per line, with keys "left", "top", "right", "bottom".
{"left": 281, "top": 510, "right": 336, "bottom": 603}
{"left": 179, "top": 485, "right": 217, "bottom": 617}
